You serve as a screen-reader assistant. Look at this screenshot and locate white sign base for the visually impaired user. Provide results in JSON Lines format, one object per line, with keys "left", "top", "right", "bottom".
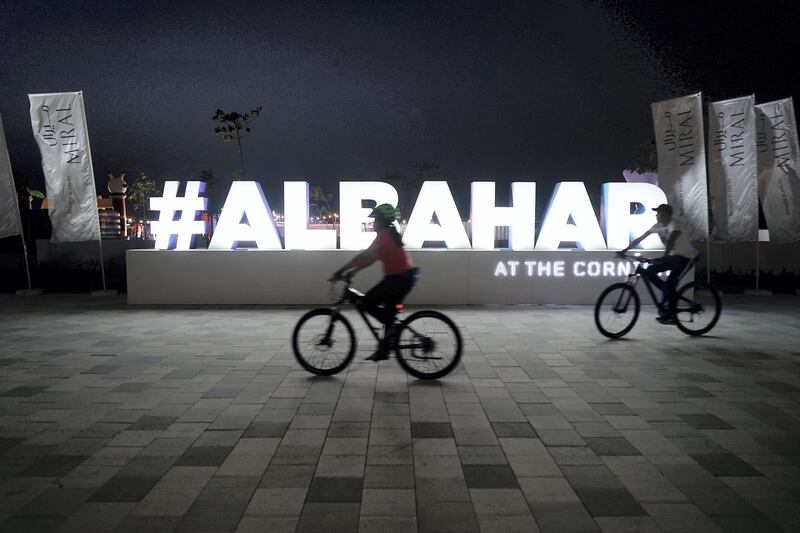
{"left": 127, "top": 250, "right": 667, "bottom": 305}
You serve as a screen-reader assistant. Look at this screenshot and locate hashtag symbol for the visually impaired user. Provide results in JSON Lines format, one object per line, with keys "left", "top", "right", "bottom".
{"left": 150, "top": 181, "right": 208, "bottom": 250}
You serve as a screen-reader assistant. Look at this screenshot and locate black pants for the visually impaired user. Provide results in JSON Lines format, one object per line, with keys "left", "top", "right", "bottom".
{"left": 643, "top": 255, "right": 691, "bottom": 314}
{"left": 363, "top": 268, "right": 419, "bottom": 325}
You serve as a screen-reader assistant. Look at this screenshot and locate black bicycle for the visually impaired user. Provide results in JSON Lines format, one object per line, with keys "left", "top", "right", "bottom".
{"left": 292, "top": 275, "right": 463, "bottom": 379}
{"left": 594, "top": 253, "right": 721, "bottom": 338}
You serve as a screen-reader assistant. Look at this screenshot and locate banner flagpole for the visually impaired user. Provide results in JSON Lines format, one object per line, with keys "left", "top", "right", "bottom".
{"left": 19, "top": 234, "right": 33, "bottom": 289}
{"left": 698, "top": 90, "right": 712, "bottom": 287}
{"left": 755, "top": 239, "right": 760, "bottom": 291}
{"left": 708, "top": 94, "right": 759, "bottom": 290}
{"left": 0, "top": 112, "right": 41, "bottom": 294}
{"left": 97, "top": 233, "right": 107, "bottom": 291}
{"left": 77, "top": 92, "right": 110, "bottom": 294}
{"left": 651, "top": 92, "right": 710, "bottom": 283}
{"left": 28, "top": 91, "right": 115, "bottom": 295}
{"left": 13, "top": 186, "right": 34, "bottom": 291}
{"left": 755, "top": 97, "right": 800, "bottom": 296}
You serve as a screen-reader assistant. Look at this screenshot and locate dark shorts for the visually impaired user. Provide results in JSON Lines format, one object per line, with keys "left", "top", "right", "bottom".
{"left": 643, "top": 255, "right": 691, "bottom": 310}
{"left": 363, "top": 267, "right": 420, "bottom": 325}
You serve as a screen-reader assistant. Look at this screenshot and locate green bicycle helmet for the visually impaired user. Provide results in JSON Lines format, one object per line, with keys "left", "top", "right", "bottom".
{"left": 369, "top": 203, "right": 400, "bottom": 222}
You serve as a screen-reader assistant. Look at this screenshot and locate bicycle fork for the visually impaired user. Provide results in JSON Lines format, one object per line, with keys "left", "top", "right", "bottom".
{"left": 614, "top": 278, "right": 638, "bottom": 313}
{"left": 319, "top": 308, "right": 342, "bottom": 347}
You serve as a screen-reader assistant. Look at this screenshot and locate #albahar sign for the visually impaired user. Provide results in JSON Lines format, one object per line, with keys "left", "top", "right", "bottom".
{"left": 150, "top": 180, "right": 669, "bottom": 251}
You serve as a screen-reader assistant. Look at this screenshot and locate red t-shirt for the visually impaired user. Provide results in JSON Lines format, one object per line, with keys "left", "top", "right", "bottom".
{"left": 376, "top": 229, "right": 414, "bottom": 275}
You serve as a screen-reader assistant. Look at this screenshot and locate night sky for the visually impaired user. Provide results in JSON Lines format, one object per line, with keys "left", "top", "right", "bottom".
{"left": 2, "top": 0, "right": 800, "bottom": 209}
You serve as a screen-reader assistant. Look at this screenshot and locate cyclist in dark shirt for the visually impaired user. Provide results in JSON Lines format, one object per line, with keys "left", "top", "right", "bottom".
{"left": 332, "top": 204, "right": 419, "bottom": 360}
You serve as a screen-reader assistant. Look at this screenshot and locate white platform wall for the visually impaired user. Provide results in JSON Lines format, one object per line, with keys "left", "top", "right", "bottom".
{"left": 127, "top": 250, "right": 663, "bottom": 305}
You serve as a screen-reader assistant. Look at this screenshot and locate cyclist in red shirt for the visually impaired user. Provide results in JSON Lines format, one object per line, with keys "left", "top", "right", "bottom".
{"left": 332, "top": 204, "right": 420, "bottom": 361}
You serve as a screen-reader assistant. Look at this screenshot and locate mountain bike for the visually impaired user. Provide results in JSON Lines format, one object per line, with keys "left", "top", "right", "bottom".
{"left": 292, "top": 275, "right": 463, "bottom": 379}
{"left": 594, "top": 253, "right": 721, "bottom": 338}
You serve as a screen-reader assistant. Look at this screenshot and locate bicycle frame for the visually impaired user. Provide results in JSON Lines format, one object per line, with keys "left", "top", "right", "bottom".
{"left": 328, "top": 278, "right": 394, "bottom": 343}
{"left": 326, "top": 278, "right": 437, "bottom": 358}
{"left": 615, "top": 256, "right": 698, "bottom": 313}
{"left": 627, "top": 263, "right": 663, "bottom": 309}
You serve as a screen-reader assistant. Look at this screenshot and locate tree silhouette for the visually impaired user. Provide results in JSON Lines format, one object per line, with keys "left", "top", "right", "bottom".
{"left": 13, "top": 171, "right": 44, "bottom": 209}
{"left": 127, "top": 172, "right": 159, "bottom": 222}
{"left": 309, "top": 184, "right": 333, "bottom": 221}
{"left": 198, "top": 169, "right": 225, "bottom": 215}
{"left": 211, "top": 106, "right": 263, "bottom": 180}
{"left": 383, "top": 162, "right": 456, "bottom": 221}
{"left": 384, "top": 169, "right": 413, "bottom": 219}
{"left": 415, "top": 162, "right": 452, "bottom": 218}
{"left": 629, "top": 140, "right": 658, "bottom": 173}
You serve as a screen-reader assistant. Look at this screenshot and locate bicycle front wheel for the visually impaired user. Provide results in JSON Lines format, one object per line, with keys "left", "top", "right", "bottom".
{"left": 674, "top": 282, "right": 721, "bottom": 336}
{"left": 292, "top": 309, "right": 356, "bottom": 375}
{"left": 595, "top": 283, "right": 640, "bottom": 338}
{"left": 395, "top": 310, "right": 462, "bottom": 380}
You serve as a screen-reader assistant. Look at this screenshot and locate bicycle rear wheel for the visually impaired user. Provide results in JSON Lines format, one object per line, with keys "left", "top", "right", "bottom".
{"left": 595, "top": 283, "right": 640, "bottom": 338}
{"left": 292, "top": 309, "right": 356, "bottom": 375}
{"left": 674, "top": 282, "right": 721, "bottom": 336}
{"left": 395, "top": 310, "right": 462, "bottom": 380}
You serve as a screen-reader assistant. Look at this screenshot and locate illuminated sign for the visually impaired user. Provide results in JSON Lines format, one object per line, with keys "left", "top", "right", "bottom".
{"left": 150, "top": 180, "right": 668, "bottom": 251}
{"left": 405, "top": 181, "right": 470, "bottom": 249}
{"left": 150, "top": 181, "right": 208, "bottom": 250}
{"left": 493, "top": 259, "right": 641, "bottom": 277}
{"left": 208, "top": 181, "right": 281, "bottom": 250}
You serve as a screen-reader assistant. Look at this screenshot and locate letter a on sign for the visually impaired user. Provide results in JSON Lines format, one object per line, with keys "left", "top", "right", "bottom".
{"left": 602, "top": 182, "right": 666, "bottom": 250}
{"left": 403, "top": 181, "right": 470, "bottom": 248}
{"left": 209, "top": 181, "right": 282, "bottom": 249}
{"left": 536, "top": 182, "right": 606, "bottom": 250}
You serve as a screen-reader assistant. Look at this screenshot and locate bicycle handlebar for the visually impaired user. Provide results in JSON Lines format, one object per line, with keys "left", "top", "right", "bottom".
{"left": 328, "top": 273, "right": 354, "bottom": 283}
{"left": 616, "top": 252, "right": 654, "bottom": 263}
{"left": 328, "top": 274, "right": 354, "bottom": 304}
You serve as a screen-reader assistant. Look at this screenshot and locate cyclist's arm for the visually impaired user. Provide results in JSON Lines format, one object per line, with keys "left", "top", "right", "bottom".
{"left": 336, "top": 239, "right": 381, "bottom": 276}
{"left": 346, "top": 248, "right": 379, "bottom": 274}
{"left": 620, "top": 228, "right": 653, "bottom": 253}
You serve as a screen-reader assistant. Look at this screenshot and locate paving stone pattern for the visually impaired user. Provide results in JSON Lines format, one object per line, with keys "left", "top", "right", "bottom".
{"left": 0, "top": 294, "right": 799, "bottom": 532}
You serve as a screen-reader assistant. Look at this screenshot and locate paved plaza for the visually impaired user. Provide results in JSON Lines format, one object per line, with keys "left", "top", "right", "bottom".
{"left": 0, "top": 294, "right": 799, "bottom": 533}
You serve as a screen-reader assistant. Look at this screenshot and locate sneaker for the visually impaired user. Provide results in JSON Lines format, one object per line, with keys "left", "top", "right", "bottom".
{"left": 366, "top": 334, "right": 391, "bottom": 361}
{"left": 385, "top": 323, "right": 400, "bottom": 342}
{"left": 656, "top": 315, "right": 676, "bottom": 325}
{"left": 366, "top": 347, "right": 390, "bottom": 361}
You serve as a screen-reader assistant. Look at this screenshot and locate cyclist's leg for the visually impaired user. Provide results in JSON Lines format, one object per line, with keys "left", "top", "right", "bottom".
{"left": 664, "top": 255, "right": 691, "bottom": 316}
{"left": 643, "top": 261, "right": 670, "bottom": 306}
{"left": 386, "top": 279, "right": 414, "bottom": 329}
{"left": 363, "top": 277, "right": 408, "bottom": 360}
{"left": 365, "top": 274, "right": 415, "bottom": 326}
{"left": 395, "top": 267, "right": 419, "bottom": 306}
{"left": 364, "top": 278, "right": 399, "bottom": 326}
{"left": 390, "top": 269, "right": 418, "bottom": 308}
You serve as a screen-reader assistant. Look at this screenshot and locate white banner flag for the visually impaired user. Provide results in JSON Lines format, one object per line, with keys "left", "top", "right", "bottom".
{"left": 29, "top": 92, "right": 100, "bottom": 242}
{"left": 707, "top": 96, "right": 759, "bottom": 241}
{"left": 651, "top": 93, "right": 709, "bottom": 240}
{"left": 0, "top": 113, "right": 23, "bottom": 239}
{"left": 756, "top": 98, "right": 800, "bottom": 243}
